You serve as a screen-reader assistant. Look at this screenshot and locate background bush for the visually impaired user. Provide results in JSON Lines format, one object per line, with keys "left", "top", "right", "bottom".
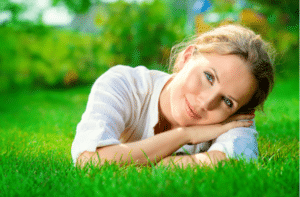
{"left": 0, "top": 0, "right": 186, "bottom": 92}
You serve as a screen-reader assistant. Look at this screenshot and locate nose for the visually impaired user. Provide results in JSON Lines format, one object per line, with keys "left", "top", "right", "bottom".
{"left": 197, "top": 89, "right": 220, "bottom": 111}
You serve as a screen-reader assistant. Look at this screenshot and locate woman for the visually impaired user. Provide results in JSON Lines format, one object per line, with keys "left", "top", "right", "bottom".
{"left": 72, "top": 25, "right": 274, "bottom": 167}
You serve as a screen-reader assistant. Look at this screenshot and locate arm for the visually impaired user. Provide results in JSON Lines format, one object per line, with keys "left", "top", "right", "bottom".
{"left": 77, "top": 127, "right": 189, "bottom": 167}
{"left": 77, "top": 118, "right": 253, "bottom": 167}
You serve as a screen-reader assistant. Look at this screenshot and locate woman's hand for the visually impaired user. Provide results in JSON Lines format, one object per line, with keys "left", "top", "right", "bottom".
{"left": 185, "top": 114, "right": 254, "bottom": 145}
{"left": 157, "top": 151, "right": 227, "bottom": 168}
{"left": 222, "top": 112, "right": 255, "bottom": 124}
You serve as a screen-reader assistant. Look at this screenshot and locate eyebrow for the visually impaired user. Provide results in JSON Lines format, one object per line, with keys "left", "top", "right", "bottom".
{"left": 211, "top": 67, "right": 239, "bottom": 105}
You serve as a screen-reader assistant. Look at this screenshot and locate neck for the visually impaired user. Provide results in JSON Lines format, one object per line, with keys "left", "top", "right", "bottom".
{"left": 157, "top": 76, "right": 178, "bottom": 132}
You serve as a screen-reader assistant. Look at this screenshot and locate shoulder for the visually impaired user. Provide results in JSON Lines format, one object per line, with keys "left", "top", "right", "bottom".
{"left": 103, "top": 65, "right": 168, "bottom": 80}
{"left": 95, "top": 65, "right": 170, "bottom": 93}
{"left": 102, "top": 65, "right": 150, "bottom": 76}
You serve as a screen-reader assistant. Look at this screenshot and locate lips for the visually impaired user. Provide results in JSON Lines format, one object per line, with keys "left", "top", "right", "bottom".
{"left": 185, "top": 97, "right": 201, "bottom": 119}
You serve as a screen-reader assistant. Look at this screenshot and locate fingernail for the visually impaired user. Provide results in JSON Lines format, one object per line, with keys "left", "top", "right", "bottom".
{"left": 248, "top": 121, "right": 253, "bottom": 124}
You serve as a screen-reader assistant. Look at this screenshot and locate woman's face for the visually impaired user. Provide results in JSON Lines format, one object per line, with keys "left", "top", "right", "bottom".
{"left": 160, "top": 48, "right": 257, "bottom": 128}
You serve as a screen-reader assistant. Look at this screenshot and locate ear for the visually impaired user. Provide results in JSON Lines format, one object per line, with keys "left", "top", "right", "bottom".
{"left": 177, "top": 45, "right": 195, "bottom": 71}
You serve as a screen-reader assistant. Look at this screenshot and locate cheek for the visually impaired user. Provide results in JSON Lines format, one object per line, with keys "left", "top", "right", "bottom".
{"left": 170, "top": 81, "right": 183, "bottom": 107}
{"left": 220, "top": 113, "right": 231, "bottom": 122}
{"left": 207, "top": 110, "right": 231, "bottom": 124}
{"left": 184, "top": 74, "right": 202, "bottom": 94}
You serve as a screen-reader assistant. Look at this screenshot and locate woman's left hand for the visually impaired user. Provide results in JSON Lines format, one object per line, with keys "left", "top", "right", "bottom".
{"left": 157, "top": 151, "right": 227, "bottom": 168}
{"left": 221, "top": 112, "right": 255, "bottom": 125}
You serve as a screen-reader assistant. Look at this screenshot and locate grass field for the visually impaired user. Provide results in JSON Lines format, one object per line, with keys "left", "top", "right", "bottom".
{"left": 0, "top": 77, "right": 298, "bottom": 197}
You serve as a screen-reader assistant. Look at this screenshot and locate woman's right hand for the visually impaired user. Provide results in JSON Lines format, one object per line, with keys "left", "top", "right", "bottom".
{"left": 185, "top": 114, "right": 255, "bottom": 145}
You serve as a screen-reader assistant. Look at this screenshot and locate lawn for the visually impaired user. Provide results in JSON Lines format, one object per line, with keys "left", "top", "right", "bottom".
{"left": 0, "top": 76, "right": 298, "bottom": 197}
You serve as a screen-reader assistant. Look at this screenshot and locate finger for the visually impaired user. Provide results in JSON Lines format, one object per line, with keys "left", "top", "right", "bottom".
{"left": 228, "top": 114, "right": 255, "bottom": 122}
{"left": 226, "top": 120, "right": 253, "bottom": 130}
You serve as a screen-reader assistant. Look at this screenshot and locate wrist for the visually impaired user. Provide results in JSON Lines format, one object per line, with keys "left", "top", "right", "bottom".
{"left": 176, "top": 127, "right": 192, "bottom": 145}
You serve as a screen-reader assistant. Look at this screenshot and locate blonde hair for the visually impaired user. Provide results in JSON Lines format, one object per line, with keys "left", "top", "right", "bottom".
{"left": 169, "top": 24, "right": 275, "bottom": 112}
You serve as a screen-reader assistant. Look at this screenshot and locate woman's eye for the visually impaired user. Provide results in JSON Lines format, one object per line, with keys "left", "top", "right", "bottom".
{"left": 204, "top": 72, "right": 214, "bottom": 84}
{"left": 223, "top": 97, "right": 233, "bottom": 108}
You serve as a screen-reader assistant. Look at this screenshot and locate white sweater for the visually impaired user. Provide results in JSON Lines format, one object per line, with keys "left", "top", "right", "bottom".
{"left": 71, "top": 65, "right": 259, "bottom": 164}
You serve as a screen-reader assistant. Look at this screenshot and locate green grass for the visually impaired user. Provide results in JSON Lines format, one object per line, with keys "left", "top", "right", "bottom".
{"left": 0, "top": 77, "right": 298, "bottom": 197}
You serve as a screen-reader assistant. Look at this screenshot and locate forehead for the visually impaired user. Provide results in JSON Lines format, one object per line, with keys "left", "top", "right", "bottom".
{"left": 201, "top": 53, "right": 257, "bottom": 106}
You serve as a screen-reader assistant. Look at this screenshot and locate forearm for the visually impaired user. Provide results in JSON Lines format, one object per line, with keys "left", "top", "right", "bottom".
{"left": 77, "top": 128, "right": 189, "bottom": 166}
{"left": 76, "top": 116, "right": 249, "bottom": 167}
{"left": 158, "top": 150, "right": 227, "bottom": 168}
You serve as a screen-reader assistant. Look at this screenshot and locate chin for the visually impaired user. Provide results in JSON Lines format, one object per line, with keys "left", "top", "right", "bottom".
{"left": 171, "top": 115, "right": 189, "bottom": 128}
{"left": 177, "top": 118, "right": 199, "bottom": 127}
{"left": 206, "top": 119, "right": 225, "bottom": 125}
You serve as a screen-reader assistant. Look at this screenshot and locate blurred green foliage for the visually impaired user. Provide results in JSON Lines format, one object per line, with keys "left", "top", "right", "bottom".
{"left": 0, "top": 0, "right": 186, "bottom": 92}
{"left": 0, "top": 26, "right": 109, "bottom": 91}
{"left": 0, "top": 0, "right": 298, "bottom": 92}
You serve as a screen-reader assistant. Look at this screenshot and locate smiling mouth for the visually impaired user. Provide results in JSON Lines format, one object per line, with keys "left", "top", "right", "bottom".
{"left": 185, "top": 97, "right": 201, "bottom": 119}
